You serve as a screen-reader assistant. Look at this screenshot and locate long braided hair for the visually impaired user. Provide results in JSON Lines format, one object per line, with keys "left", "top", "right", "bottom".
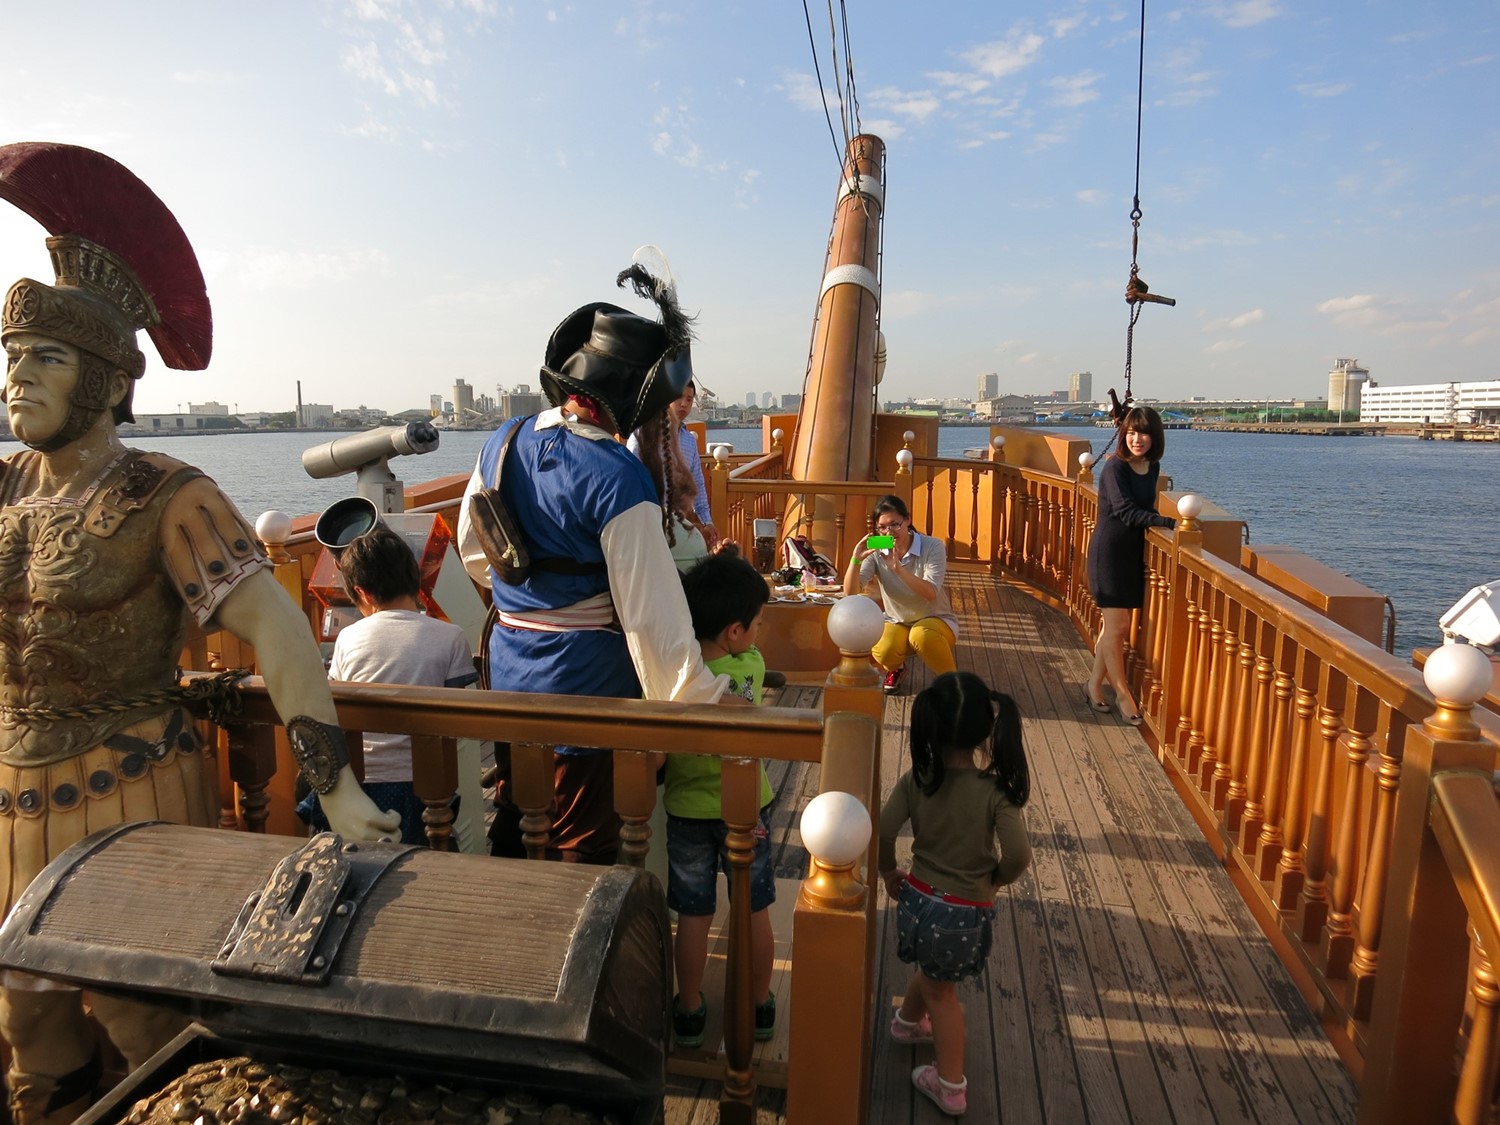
{"left": 634, "top": 411, "right": 683, "bottom": 546}
{"left": 909, "top": 671, "right": 1030, "bottom": 806}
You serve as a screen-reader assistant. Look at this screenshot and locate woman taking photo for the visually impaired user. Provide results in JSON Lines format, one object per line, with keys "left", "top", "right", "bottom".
{"left": 1085, "top": 405, "right": 1176, "bottom": 724}
{"left": 844, "top": 495, "right": 958, "bottom": 695}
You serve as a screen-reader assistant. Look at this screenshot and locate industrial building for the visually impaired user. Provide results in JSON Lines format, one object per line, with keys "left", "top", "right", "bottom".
{"left": 1360, "top": 379, "right": 1500, "bottom": 424}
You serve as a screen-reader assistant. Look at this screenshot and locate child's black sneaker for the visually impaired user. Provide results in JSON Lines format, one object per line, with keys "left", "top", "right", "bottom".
{"left": 754, "top": 993, "right": 776, "bottom": 1042}
{"left": 674, "top": 993, "right": 707, "bottom": 1048}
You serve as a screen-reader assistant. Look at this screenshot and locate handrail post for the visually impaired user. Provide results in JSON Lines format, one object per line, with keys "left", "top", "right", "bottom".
{"left": 410, "top": 732, "right": 459, "bottom": 849}
{"left": 612, "top": 749, "right": 657, "bottom": 869}
{"left": 1357, "top": 645, "right": 1494, "bottom": 1125}
{"left": 718, "top": 757, "right": 761, "bottom": 1125}
{"left": 787, "top": 711, "right": 880, "bottom": 1125}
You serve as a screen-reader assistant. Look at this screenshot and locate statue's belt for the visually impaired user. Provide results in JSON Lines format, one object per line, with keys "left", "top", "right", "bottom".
{"left": 0, "top": 714, "right": 201, "bottom": 818}
{"left": 0, "top": 667, "right": 250, "bottom": 728}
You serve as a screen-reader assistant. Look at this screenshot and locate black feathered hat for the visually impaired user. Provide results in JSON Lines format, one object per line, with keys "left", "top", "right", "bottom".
{"left": 539, "top": 264, "right": 695, "bottom": 436}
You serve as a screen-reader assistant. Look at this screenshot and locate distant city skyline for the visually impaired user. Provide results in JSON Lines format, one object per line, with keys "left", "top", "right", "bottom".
{"left": 1, "top": 4, "right": 1491, "bottom": 415}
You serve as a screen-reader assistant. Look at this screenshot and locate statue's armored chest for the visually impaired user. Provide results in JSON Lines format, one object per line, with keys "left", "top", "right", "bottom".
{"left": 0, "top": 452, "right": 184, "bottom": 613}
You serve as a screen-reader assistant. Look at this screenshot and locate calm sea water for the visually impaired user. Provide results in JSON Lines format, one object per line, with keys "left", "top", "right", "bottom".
{"left": 19, "top": 424, "right": 1485, "bottom": 659}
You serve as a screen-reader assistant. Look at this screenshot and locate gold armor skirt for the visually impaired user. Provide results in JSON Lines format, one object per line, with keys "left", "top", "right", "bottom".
{"left": 0, "top": 709, "right": 217, "bottom": 919}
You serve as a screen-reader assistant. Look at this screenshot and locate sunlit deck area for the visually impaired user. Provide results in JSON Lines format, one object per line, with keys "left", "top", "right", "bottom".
{"left": 663, "top": 569, "right": 1358, "bottom": 1123}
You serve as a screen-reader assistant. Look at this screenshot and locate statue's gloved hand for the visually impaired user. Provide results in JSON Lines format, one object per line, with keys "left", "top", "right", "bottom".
{"left": 320, "top": 767, "right": 403, "bottom": 841}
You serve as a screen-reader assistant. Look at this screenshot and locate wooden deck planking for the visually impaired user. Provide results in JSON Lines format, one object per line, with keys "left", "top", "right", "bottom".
{"left": 659, "top": 567, "right": 1356, "bottom": 1123}
{"left": 970, "top": 573, "right": 1242, "bottom": 1124}
{"left": 956, "top": 573, "right": 1155, "bottom": 1125}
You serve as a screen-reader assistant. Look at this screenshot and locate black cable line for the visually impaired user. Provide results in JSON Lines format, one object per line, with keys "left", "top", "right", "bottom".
{"left": 801, "top": 0, "right": 848, "bottom": 172}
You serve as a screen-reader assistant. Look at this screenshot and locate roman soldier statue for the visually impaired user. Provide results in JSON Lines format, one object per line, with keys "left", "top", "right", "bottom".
{"left": 0, "top": 142, "right": 400, "bottom": 1124}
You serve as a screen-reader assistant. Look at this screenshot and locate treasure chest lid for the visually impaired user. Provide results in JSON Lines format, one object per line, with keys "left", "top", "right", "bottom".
{"left": 0, "top": 823, "right": 670, "bottom": 1097}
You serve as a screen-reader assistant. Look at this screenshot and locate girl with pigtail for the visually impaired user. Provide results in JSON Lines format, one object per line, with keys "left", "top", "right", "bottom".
{"left": 877, "top": 671, "right": 1034, "bottom": 1117}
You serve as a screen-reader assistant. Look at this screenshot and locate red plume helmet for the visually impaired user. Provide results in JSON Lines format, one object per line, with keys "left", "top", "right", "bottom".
{"left": 0, "top": 142, "right": 211, "bottom": 370}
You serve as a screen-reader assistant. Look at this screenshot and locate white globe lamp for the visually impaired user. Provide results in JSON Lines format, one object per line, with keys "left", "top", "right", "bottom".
{"left": 801, "top": 791, "right": 872, "bottom": 867}
{"left": 827, "top": 595, "right": 886, "bottom": 688}
{"left": 895, "top": 448, "right": 914, "bottom": 471}
{"left": 801, "top": 790, "right": 873, "bottom": 907}
{"left": 1078, "top": 451, "right": 1094, "bottom": 471}
{"left": 255, "top": 510, "right": 292, "bottom": 563}
{"left": 1423, "top": 640, "right": 1495, "bottom": 739}
{"left": 1176, "top": 493, "right": 1204, "bottom": 521}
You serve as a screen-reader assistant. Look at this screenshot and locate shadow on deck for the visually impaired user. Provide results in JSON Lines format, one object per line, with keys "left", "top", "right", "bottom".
{"left": 664, "top": 570, "right": 1358, "bottom": 1123}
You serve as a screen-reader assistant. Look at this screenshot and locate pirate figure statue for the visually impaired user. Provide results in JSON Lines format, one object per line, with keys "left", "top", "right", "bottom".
{"left": 0, "top": 143, "right": 401, "bottom": 1125}
{"left": 458, "top": 264, "right": 729, "bottom": 864}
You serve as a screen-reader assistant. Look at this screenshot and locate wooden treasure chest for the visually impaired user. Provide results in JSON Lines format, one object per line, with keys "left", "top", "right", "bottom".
{"left": 0, "top": 822, "right": 670, "bottom": 1124}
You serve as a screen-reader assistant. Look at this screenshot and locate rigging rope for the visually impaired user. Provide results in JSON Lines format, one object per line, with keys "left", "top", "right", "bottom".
{"left": 801, "top": 0, "right": 847, "bottom": 172}
{"left": 1115, "top": 0, "right": 1175, "bottom": 422}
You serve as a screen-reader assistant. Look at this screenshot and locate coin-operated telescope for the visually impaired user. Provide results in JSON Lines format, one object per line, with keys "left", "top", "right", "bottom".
{"left": 302, "top": 421, "right": 440, "bottom": 514}
{"left": 299, "top": 421, "right": 484, "bottom": 654}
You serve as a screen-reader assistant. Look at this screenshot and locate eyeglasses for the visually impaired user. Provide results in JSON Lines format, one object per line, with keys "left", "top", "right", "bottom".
{"left": 874, "top": 521, "right": 906, "bottom": 533}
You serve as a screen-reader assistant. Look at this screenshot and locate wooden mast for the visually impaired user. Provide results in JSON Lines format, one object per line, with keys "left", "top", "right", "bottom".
{"left": 784, "top": 134, "right": 886, "bottom": 555}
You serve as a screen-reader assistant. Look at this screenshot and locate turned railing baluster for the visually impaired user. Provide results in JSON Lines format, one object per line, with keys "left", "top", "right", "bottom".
{"left": 1146, "top": 559, "right": 1169, "bottom": 715}
{"left": 1298, "top": 665, "right": 1346, "bottom": 940}
{"left": 1255, "top": 637, "right": 1298, "bottom": 880}
{"left": 512, "top": 740, "right": 556, "bottom": 861}
{"left": 225, "top": 720, "right": 277, "bottom": 834}
{"left": 1221, "top": 611, "right": 1257, "bottom": 827}
{"left": 1349, "top": 709, "right": 1409, "bottom": 1019}
{"left": 719, "top": 756, "right": 760, "bottom": 1125}
{"left": 613, "top": 749, "right": 657, "bottom": 869}
{"left": 1325, "top": 683, "right": 1377, "bottom": 977}
{"left": 968, "top": 467, "right": 981, "bottom": 561}
{"left": 1454, "top": 941, "right": 1500, "bottom": 1125}
{"left": 1199, "top": 604, "right": 1233, "bottom": 795}
{"left": 410, "top": 733, "right": 458, "bottom": 850}
{"left": 1185, "top": 592, "right": 1215, "bottom": 776}
{"left": 1274, "top": 651, "right": 1321, "bottom": 910}
{"left": 1238, "top": 620, "right": 1276, "bottom": 854}
{"left": 1173, "top": 583, "right": 1203, "bottom": 765}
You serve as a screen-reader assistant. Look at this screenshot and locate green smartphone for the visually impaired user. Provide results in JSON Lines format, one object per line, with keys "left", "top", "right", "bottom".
{"left": 866, "top": 534, "right": 895, "bottom": 550}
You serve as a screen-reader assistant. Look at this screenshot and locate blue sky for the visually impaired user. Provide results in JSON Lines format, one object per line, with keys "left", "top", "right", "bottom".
{"left": 0, "top": 1, "right": 1494, "bottom": 415}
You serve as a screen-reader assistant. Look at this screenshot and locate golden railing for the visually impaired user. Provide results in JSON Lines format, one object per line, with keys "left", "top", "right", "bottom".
{"left": 916, "top": 446, "right": 1500, "bottom": 1121}
{"left": 183, "top": 663, "right": 883, "bottom": 1125}
{"left": 698, "top": 435, "right": 1500, "bottom": 1121}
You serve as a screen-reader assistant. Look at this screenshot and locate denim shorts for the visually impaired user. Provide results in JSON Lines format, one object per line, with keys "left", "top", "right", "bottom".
{"left": 895, "top": 881, "right": 995, "bottom": 982}
{"left": 666, "top": 809, "right": 777, "bottom": 917}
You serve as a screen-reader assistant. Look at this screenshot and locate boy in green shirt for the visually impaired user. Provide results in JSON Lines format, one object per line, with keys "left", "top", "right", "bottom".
{"left": 668, "top": 553, "right": 776, "bottom": 1047}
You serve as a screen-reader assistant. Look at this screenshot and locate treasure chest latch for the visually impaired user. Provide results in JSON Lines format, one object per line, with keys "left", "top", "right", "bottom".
{"left": 212, "top": 832, "right": 405, "bottom": 985}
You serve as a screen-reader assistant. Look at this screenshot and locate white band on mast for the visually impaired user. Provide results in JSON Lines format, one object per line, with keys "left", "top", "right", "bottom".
{"left": 820, "top": 264, "right": 880, "bottom": 305}
{"left": 837, "top": 176, "right": 885, "bottom": 210}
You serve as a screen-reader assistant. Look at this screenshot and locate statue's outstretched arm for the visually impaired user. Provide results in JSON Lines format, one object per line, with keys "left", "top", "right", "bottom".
{"left": 214, "top": 570, "right": 402, "bottom": 842}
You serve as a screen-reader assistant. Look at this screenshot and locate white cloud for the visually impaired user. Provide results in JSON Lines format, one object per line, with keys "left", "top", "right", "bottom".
{"left": 170, "top": 71, "right": 238, "bottom": 85}
{"left": 237, "top": 247, "right": 391, "bottom": 290}
{"left": 867, "top": 86, "right": 942, "bottom": 122}
{"left": 1204, "top": 309, "right": 1267, "bottom": 331}
{"left": 1296, "top": 81, "right": 1351, "bottom": 97}
{"left": 1047, "top": 71, "right": 1103, "bottom": 108}
{"left": 962, "top": 31, "right": 1046, "bottom": 80}
{"left": 1315, "top": 293, "right": 1460, "bottom": 337}
{"left": 1211, "top": 1, "right": 1283, "bottom": 29}
{"left": 781, "top": 72, "right": 831, "bottom": 113}
{"left": 1049, "top": 16, "right": 1085, "bottom": 39}
{"left": 1075, "top": 189, "right": 1107, "bottom": 205}
{"left": 1205, "top": 339, "right": 1247, "bottom": 353}
{"left": 929, "top": 71, "right": 990, "bottom": 95}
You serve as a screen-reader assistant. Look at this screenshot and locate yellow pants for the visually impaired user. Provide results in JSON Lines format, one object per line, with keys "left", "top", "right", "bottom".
{"left": 872, "top": 618, "right": 957, "bottom": 678}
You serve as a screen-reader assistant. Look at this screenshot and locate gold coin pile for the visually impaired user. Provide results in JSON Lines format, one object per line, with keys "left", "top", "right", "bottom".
{"left": 119, "top": 1056, "right": 627, "bottom": 1125}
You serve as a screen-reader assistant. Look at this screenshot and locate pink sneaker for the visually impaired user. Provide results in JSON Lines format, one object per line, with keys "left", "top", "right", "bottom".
{"left": 912, "top": 1065, "right": 967, "bottom": 1117}
{"left": 890, "top": 1010, "right": 933, "bottom": 1044}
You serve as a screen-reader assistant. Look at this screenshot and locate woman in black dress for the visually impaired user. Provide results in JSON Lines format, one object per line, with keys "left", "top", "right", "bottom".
{"left": 1085, "top": 406, "right": 1176, "bottom": 723}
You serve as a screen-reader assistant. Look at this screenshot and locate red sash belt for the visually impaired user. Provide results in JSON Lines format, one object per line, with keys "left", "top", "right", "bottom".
{"left": 905, "top": 875, "right": 994, "bottom": 909}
